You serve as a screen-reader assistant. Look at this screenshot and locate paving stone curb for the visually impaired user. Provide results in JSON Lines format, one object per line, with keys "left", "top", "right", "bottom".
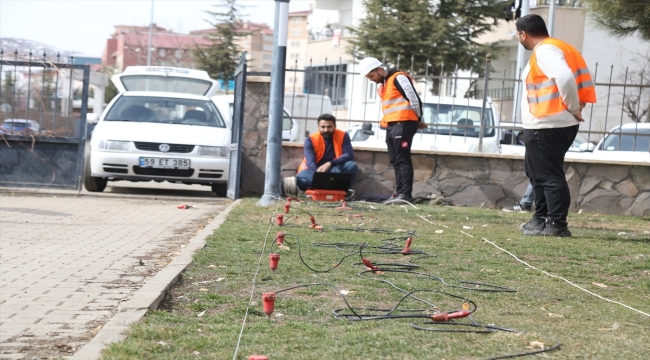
{"left": 70, "top": 199, "right": 242, "bottom": 360}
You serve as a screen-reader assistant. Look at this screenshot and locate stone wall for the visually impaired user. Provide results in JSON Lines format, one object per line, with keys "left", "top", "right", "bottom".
{"left": 238, "top": 75, "right": 650, "bottom": 216}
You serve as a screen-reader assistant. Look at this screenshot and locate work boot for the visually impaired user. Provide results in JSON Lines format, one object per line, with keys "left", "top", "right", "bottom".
{"left": 523, "top": 218, "right": 572, "bottom": 237}
{"left": 519, "top": 216, "right": 545, "bottom": 232}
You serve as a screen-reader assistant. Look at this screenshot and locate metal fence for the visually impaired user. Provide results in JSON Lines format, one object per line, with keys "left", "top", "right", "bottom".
{"left": 285, "top": 55, "right": 650, "bottom": 157}
{"left": 0, "top": 50, "right": 90, "bottom": 190}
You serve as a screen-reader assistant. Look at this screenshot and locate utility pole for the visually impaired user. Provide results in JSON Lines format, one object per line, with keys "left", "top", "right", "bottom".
{"left": 147, "top": 0, "right": 154, "bottom": 66}
{"left": 548, "top": 0, "right": 556, "bottom": 37}
{"left": 512, "top": 0, "right": 530, "bottom": 122}
{"left": 258, "top": 0, "right": 289, "bottom": 206}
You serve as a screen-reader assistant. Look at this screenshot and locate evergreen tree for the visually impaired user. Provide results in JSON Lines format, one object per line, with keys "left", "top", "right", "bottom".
{"left": 348, "top": 0, "right": 505, "bottom": 77}
{"left": 194, "top": 0, "right": 246, "bottom": 93}
{"left": 582, "top": 0, "right": 650, "bottom": 41}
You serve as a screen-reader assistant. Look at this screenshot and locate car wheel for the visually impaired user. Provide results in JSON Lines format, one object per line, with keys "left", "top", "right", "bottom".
{"left": 83, "top": 156, "right": 107, "bottom": 192}
{"left": 211, "top": 183, "right": 227, "bottom": 197}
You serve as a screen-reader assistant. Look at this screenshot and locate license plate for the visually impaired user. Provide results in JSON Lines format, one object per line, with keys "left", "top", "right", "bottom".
{"left": 139, "top": 157, "right": 190, "bottom": 169}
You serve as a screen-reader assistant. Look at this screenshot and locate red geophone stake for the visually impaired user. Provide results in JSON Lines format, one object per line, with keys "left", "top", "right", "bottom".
{"left": 276, "top": 232, "right": 285, "bottom": 245}
{"left": 276, "top": 214, "right": 284, "bottom": 226}
{"left": 401, "top": 236, "right": 413, "bottom": 255}
{"left": 269, "top": 253, "right": 280, "bottom": 271}
{"left": 308, "top": 215, "right": 322, "bottom": 230}
{"left": 432, "top": 310, "right": 471, "bottom": 322}
{"left": 249, "top": 356, "right": 268, "bottom": 360}
{"left": 284, "top": 202, "right": 291, "bottom": 214}
{"left": 262, "top": 292, "right": 276, "bottom": 317}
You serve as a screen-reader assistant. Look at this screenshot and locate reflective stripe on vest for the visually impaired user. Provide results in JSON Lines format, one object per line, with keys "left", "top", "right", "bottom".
{"left": 380, "top": 71, "right": 419, "bottom": 124}
{"left": 526, "top": 38, "right": 597, "bottom": 118}
{"left": 297, "top": 129, "right": 345, "bottom": 173}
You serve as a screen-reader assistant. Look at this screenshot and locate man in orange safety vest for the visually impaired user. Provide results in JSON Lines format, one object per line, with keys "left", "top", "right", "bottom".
{"left": 516, "top": 14, "right": 596, "bottom": 237}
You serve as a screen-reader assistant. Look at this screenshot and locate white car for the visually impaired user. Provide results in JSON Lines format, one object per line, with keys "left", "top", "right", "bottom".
{"left": 346, "top": 96, "right": 501, "bottom": 153}
{"left": 212, "top": 94, "right": 299, "bottom": 142}
{"left": 85, "top": 66, "right": 231, "bottom": 196}
{"left": 591, "top": 122, "right": 650, "bottom": 163}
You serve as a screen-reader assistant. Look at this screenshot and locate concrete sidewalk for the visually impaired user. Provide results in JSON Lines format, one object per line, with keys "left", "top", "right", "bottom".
{"left": 0, "top": 191, "right": 235, "bottom": 359}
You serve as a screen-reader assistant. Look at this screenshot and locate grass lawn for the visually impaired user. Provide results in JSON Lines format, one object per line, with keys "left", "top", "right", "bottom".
{"left": 101, "top": 198, "right": 650, "bottom": 360}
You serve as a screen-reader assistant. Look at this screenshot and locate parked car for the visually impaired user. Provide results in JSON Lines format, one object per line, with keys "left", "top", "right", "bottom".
{"left": 500, "top": 123, "right": 595, "bottom": 156}
{"left": 212, "top": 94, "right": 299, "bottom": 142}
{"left": 346, "top": 96, "right": 501, "bottom": 153}
{"left": 0, "top": 119, "right": 41, "bottom": 134}
{"left": 85, "top": 66, "right": 231, "bottom": 196}
{"left": 591, "top": 123, "right": 650, "bottom": 163}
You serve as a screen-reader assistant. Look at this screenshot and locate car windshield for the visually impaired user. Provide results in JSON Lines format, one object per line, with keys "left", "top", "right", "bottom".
{"left": 420, "top": 103, "right": 495, "bottom": 137}
{"left": 119, "top": 75, "right": 213, "bottom": 96}
{"left": 104, "top": 96, "right": 226, "bottom": 128}
{"left": 601, "top": 127, "right": 650, "bottom": 152}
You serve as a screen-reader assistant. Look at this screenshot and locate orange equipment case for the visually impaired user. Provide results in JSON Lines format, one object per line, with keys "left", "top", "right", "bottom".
{"left": 305, "top": 189, "right": 346, "bottom": 202}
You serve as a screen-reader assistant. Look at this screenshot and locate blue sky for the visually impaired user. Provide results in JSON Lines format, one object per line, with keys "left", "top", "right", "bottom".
{"left": 0, "top": 0, "right": 313, "bottom": 56}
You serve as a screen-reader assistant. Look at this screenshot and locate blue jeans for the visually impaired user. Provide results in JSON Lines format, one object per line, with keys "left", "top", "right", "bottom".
{"left": 520, "top": 182, "right": 534, "bottom": 207}
{"left": 296, "top": 161, "right": 358, "bottom": 191}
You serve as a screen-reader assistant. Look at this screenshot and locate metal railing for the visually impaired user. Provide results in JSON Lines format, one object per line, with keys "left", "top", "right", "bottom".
{"left": 0, "top": 50, "right": 90, "bottom": 137}
{"left": 284, "top": 54, "right": 650, "bottom": 158}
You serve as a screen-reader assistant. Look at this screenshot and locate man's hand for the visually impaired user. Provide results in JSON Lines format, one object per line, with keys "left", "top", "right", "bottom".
{"left": 417, "top": 121, "right": 428, "bottom": 130}
{"left": 317, "top": 162, "right": 332, "bottom": 173}
{"left": 574, "top": 102, "right": 586, "bottom": 122}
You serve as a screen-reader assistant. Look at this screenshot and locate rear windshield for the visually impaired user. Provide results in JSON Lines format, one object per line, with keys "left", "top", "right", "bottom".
{"left": 600, "top": 127, "right": 650, "bottom": 152}
{"left": 120, "top": 75, "right": 212, "bottom": 96}
{"left": 420, "top": 103, "right": 495, "bottom": 137}
{"left": 104, "top": 96, "right": 226, "bottom": 128}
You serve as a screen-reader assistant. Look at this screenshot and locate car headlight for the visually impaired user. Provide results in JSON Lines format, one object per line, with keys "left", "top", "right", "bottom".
{"left": 198, "top": 146, "right": 229, "bottom": 157}
{"left": 106, "top": 140, "right": 130, "bottom": 151}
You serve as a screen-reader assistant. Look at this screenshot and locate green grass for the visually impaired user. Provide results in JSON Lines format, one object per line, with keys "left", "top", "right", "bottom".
{"left": 101, "top": 199, "right": 650, "bottom": 360}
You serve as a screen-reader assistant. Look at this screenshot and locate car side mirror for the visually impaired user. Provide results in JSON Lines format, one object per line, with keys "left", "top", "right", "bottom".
{"left": 362, "top": 130, "right": 375, "bottom": 135}
{"left": 579, "top": 142, "right": 594, "bottom": 152}
{"left": 86, "top": 113, "right": 100, "bottom": 124}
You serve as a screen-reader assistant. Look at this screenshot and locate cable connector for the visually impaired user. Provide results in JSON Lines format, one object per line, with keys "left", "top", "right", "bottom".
{"left": 431, "top": 310, "right": 470, "bottom": 322}
{"left": 362, "top": 258, "right": 382, "bottom": 274}
{"left": 308, "top": 215, "right": 322, "bottom": 230}
{"left": 401, "top": 236, "right": 413, "bottom": 255}
{"left": 269, "top": 253, "right": 281, "bottom": 271}
{"left": 276, "top": 214, "right": 284, "bottom": 226}
{"left": 335, "top": 201, "right": 352, "bottom": 210}
{"left": 284, "top": 202, "right": 291, "bottom": 213}
{"left": 276, "top": 232, "right": 285, "bottom": 245}
{"left": 262, "top": 292, "right": 276, "bottom": 317}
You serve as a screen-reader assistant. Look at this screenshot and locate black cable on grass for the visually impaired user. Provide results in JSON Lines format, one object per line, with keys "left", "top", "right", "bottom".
{"left": 485, "top": 340, "right": 562, "bottom": 360}
{"left": 358, "top": 268, "right": 516, "bottom": 293}
{"left": 332, "top": 289, "right": 476, "bottom": 321}
{"left": 274, "top": 282, "right": 362, "bottom": 319}
{"left": 270, "top": 233, "right": 368, "bottom": 273}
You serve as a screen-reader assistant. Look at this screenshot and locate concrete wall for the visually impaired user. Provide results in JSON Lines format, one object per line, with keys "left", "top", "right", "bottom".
{"left": 240, "top": 76, "right": 650, "bottom": 216}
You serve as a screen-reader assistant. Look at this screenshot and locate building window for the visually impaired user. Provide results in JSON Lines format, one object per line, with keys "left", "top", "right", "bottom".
{"left": 174, "top": 49, "right": 184, "bottom": 58}
{"left": 291, "top": 41, "right": 301, "bottom": 47}
{"left": 263, "top": 54, "right": 272, "bottom": 60}
{"left": 304, "top": 64, "right": 348, "bottom": 106}
{"left": 158, "top": 48, "right": 166, "bottom": 57}
{"left": 290, "top": 54, "right": 299, "bottom": 59}
{"left": 292, "top": 17, "right": 303, "bottom": 24}
{"left": 291, "top": 29, "right": 301, "bottom": 36}
{"left": 365, "top": 79, "right": 377, "bottom": 102}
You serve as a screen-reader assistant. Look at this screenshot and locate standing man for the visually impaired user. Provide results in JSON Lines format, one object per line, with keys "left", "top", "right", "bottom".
{"left": 359, "top": 57, "right": 426, "bottom": 200}
{"left": 516, "top": 14, "right": 596, "bottom": 237}
{"left": 296, "top": 114, "right": 358, "bottom": 191}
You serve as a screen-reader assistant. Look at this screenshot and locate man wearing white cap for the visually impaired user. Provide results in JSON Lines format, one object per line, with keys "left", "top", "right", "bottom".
{"left": 359, "top": 57, "right": 426, "bottom": 200}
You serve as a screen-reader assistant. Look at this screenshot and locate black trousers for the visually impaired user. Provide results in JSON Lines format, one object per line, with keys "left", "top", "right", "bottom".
{"left": 386, "top": 121, "right": 419, "bottom": 197}
{"left": 524, "top": 125, "right": 578, "bottom": 223}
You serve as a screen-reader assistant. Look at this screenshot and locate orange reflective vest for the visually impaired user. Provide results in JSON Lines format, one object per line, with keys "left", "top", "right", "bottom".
{"left": 297, "top": 129, "right": 345, "bottom": 173}
{"left": 379, "top": 71, "right": 419, "bottom": 129}
{"left": 526, "top": 38, "right": 597, "bottom": 118}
